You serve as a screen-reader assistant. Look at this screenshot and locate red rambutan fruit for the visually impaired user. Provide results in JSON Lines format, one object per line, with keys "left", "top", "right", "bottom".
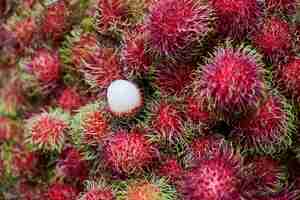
{"left": 102, "top": 129, "right": 156, "bottom": 175}
{"left": 121, "top": 28, "right": 152, "bottom": 77}
{"left": 231, "top": 94, "right": 295, "bottom": 155}
{"left": 157, "top": 158, "right": 183, "bottom": 183}
{"left": 266, "top": 0, "right": 298, "bottom": 15}
{"left": 56, "top": 147, "right": 88, "bottom": 181}
{"left": 57, "top": 87, "right": 82, "bottom": 112}
{"left": 13, "top": 17, "right": 37, "bottom": 48}
{"left": 148, "top": 100, "right": 185, "bottom": 143}
{"left": 196, "top": 45, "right": 266, "bottom": 121}
{"left": 154, "top": 63, "right": 195, "bottom": 97}
{"left": 46, "top": 183, "right": 78, "bottom": 200}
{"left": 80, "top": 48, "right": 123, "bottom": 90}
{"left": 41, "top": 0, "right": 70, "bottom": 42}
{"left": 252, "top": 17, "right": 293, "bottom": 63}
{"left": 211, "top": 0, "right": 262, "bottom": 40}
{"left": 79, "top": 181, "right": 115, "bottom": 200}
{"left": 276, "top": 57, "right": 300, "bottom": 102}
{"left": 146, "top": 0, "right": 213, "bottom": 58}
{"left": 181, "top": 148, "right": 245, "bottom": 200}
{"left": 26, "top": 109, "right": 70, "bottom": 152}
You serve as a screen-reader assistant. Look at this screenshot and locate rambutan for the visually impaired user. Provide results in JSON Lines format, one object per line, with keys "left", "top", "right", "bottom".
{"left": 57, "top": 87, "right": 82, "bottom": 112}
{"left": 231, "top": 94, "right": 295, "bottom": 155}
{"left": 41, "top": 0, "right": 70, "bottom": 42}
{"left": 265, "top": 0, "right": 298, "bottom": 15}
{"left": 252, "top": 17, "right": 292, "bottom": 63}
{"left": 276, "top": 57, "right": 300, "bottom": 102}
{"left": 102, "top": 129, "right": 156, "bottom": 175}
{"left": 56, "top": 147, "right": 88, "bottom": 181}
{"left": 26, "top": 109, "right": 70, "bottom": 152}
{"left": 107, "top": 80, "right": 143, "bottom": 117}
{"left": 79, "top": 182, "right": 115, "bottom": 200}
{"left": 211, "top": 0, "right": 262, "bottom": 40}
{"left": 46, "top": 183, "right": 78, "bottom": 200}
{"left": 80, "top": 48, "right": 123, "bottom": 90}
{"left": 196, "top": 45, "right": 266, "bottom": 121}
{"left": 147, "top": 100, "right": 185, "bottom": 143}
{"left": 254, "top": 189, "right": 299, "bottom": 200}
{"left": 13, "top": 17, "right": 37, "bottom": 48}
{"left": 154, "top": 63, "right": 195, "bottom": 97}
{"left": 121, "top": 178, "right": 177, "bottom": 200}
{"left": 146, "top": 0, "right": 213, "bottom": 58}
{"left": 157, "top": 158, "right": 183, "bottom": 183}
{"left": 71, "top": 102, "right": 111, "bottom": 146}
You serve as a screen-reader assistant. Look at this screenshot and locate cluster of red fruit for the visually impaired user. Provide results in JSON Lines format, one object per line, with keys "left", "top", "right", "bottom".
{"left": 0, "top": 0, "right": 300, "bottom": 199}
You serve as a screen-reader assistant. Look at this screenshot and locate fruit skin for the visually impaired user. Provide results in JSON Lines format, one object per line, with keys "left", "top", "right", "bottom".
{"left": 102, "top": 129, "right": 156, "bottom": 175}
{"left": 276, "top": 57, "right": 300, "bottom": 103}
{"left": 253, "top": 188, "right": 300, "bottom": 200}
{"left": 46, "top": 183, "right": 78, "bottom": 200}
{"left": 211, "top": 0, "right": 262, "bottom": 40}
{"left": 57, "top": 87, "right": 82, "bottom": 112}
{"left": 231, "top": 94, "right": 295, "bottom": 155}
{"left": 146, "top": 0, "right": 213, "bottom": 59}
{"left": 79, "top": 186, "right": 115, "bottom": 200}
{"left": 13, "top": 17, "right": 37, "bottom": 49}
{"left": 157, "top": 158, "right": 183, "bottom": 183}
{"left": 265, "top": 0, "right": 298, "bottom": 15}
{"left": 26, "top": 109, "right": 70, "bottom": 152}
{"left": 196, "top": 45, "right": 266, "bottom": 121}
{"left": 252, "top": 17, "right": 292, "bottom": 63}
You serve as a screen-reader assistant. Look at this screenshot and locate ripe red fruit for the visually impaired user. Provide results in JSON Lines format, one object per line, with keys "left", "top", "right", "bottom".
{"left": 147, "top": 0, "right": 212, "bottom": 58}
{"left": 57, "top": 88, "right": 82, "bottom": 112}
{"left": 211, "top": 0, "right": 262, "bottom": 40}
{"left": 14, "top": 17, "right": 37, "bottom": 48}
{"left": 56, "top": 147, "right": 88, "bottom": 181}
{"left": 197, "top": 46, "right": 266, "bottom": 121}
{"left": 157, "top": 158, "right": 183, "bottom": 183}
{"left": 80, "top": 187, "right": 115, "bottom": 200}
{"left": 276, "top": 57, "right": 300, "bottom": 102}
{"left": 185, "top": 96, "right": 212, "bottom": 126}
{"left": 266, "top": 0, "right": 297, "bottom": 15}
{"left": 103, "top": 130, "right": 155, "bottom": 175}
{"left": 231, "top": 94, "right": 295, "bottom": 154}
{"left": 253, "top": 17, "right": 292, "bottom": 63}
{"left": 42, "top": 0, "right": 70, "bottom": 42}
{"left": 46, "top": 183, "right": 78, "bottom": 200}
{"left": 26, "top": 109, "right": 70, "bottom": 152}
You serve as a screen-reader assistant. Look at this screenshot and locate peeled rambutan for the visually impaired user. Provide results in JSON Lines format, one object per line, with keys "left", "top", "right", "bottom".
{"left": 146, "top": 0, "right": 213, "bottom": 58}
{"left": 102, "top": 129, "right": 156, "bottom": 175}
{"left": 265, "top": 0, "right": 297, "bottom": 15}
{"left": 276, "top": 57, "right": 300, "bottom": 102}
{"left": 157, "top": 158, "right": 183, "bottom": 183}
{"left": 252, "top": 17, "right": 292, "bottom": 63}
{"left": 211, "top": 0, "right": 262, "bottom": 40}
{"left": 71, "top": 102, "right": 111, "bottom": 146}
{"left": 41, "top": 0, "right": 70, "bottom": 42}
{"left": 56, "top": 147, "right": 88, "bottom": 181}
{"left": 121, "top": 28, "right": 152, "bottom": 77}
{"left": 79, "top": 182, "right": 115, "bottom": 200}
{"left": 46, "top": 183, "right": 78, "bottom": 200}
{"left": 154, "top": 63, "right": 195, "bottom": 97}
{"left": 26, "top": 109, "right": 70, "bottom": 152}
{"left": 196, "top": 45, "right": 266, "bottom": 121}
{"left": 147, "top": 100, "right": 185, "bottom": 143}
{"left": 80, "top": 48, "right": 123, "bottom": 90}
{"left": 57, "top": 87, "right": 82, "bottom": 112}
{"left": 231, "top": 94, "right": 295, "bottom": 155}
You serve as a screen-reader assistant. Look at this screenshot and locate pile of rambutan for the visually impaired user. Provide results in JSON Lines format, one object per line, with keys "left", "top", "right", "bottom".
{"left": 1, "top": 0, "right": 300, "bottom": 199}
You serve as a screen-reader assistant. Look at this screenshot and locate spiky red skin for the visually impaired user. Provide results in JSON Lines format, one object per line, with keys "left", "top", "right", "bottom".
{"left": 232, "top": 95, "right": 290, "bottom": 152}
{"left": 277, "top": 57, "right": 300, "bottom": 102}
{"left": 98, "top": 0, "right": 128, "bottom": 32}
{"left": 181, "top": 157, "right": 243, "bottom": 200}
{"left": 185, "top": 96, "right": 211, "bottom": 125}
{"left": 46, "top": 183, "right": 78, "bottom": 200}
{"left": 71, "top": 34, "right": 98, "bottom": 67}
{"left": 17, "top": 181, "right": 44, "bottom": 200}
{"left": 29, "top": 48, "right": 61, "bottom": 83}
{"left": 81, "top": 188, "right": 115, "bottom": 200}
{"left": 254, "top": 190, "right": 299, "bottom": 200}
{"left": 157, "top": 158, "right": 183, "bottom": 183}
{"left": 56, "top": 147, "right": 88, "bottom": 181}
{"left": 14, "top": 17, "right": 37, "bottom": 48}
{"left": 253, "top": 17, "right": 292, "bottom": 63}
{"left": 126, "top": 182, "right": 161, "bottom": 200}
{"left": 155, "top": 64, "right": 195, "bottom": 96}
{"left": 42, "top": 0, "right": 69, "bottom": 42}
{"left": 103, "top": 130, "right": 155, "bottom": 175}
{"left": 57, "top": 88, "right": 82, "bottom": 112}
{"left": 211, "top": 0, "right": 261, "bottom": 40}
{"left": 147, "top": 0, "right": 212, "bottom": 58}
{"left": 12, "top": 147, "right": 39, "bottom": 177}
{"left": 198, "top": 47, "right": 266, "bottom": 120}
{"left": 30, "top": 114, "right": 68, "bottom": 150}
{"left": 82, "top": 111, "right": 110, "bottom": 144}
{"left": 81, "top": 48, "right": 122, "bottom": 90}
{"left": 121, "top": 31, "right": 152, "bottom": 77}
{"left": 266, "top": 0, "right": 297, "bottom": 15}
{"left": 151, "top": 102, "right": 185, "bottom": 141}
